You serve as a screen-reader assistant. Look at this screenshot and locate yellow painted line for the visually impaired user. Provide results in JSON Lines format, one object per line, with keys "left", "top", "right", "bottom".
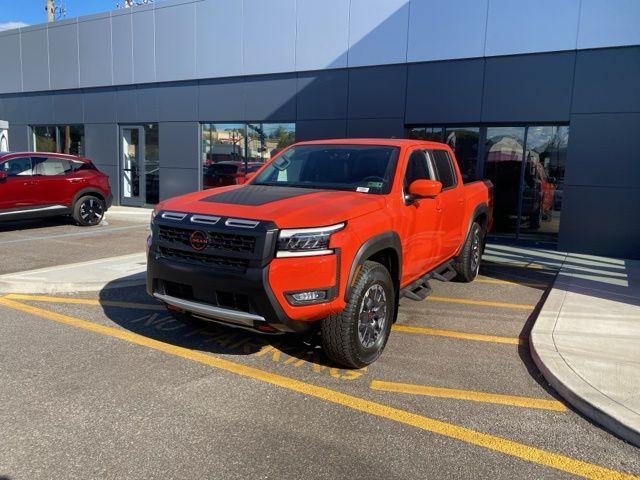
{"left": 475, "top": 278, "right": 549, "bottom": 289}
{"left": 5, "top": 293, "right": 164, "bottom": 311}
{"left": 392, "top": 325, "right": 522, "bottom": 345}
{"left": 427, "top": 295, "right": 535, "bottom": 310}
{"left": 371, "top": 380, "right": 566, "bottom": 412}
{"left": 0, "top": 297, "right": 636, "bottom": 479}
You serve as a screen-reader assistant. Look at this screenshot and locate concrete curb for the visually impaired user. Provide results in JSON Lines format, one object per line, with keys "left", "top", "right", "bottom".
{"left": 530, "top": 279, "right": 640, "bottom": 447}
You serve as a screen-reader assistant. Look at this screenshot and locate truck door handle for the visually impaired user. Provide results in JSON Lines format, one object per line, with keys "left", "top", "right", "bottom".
{"left": 24, "top": 180, "right": 38, "bottom": 186}
{"left": 67, "top": 178, "right": 84, "bottom": 184}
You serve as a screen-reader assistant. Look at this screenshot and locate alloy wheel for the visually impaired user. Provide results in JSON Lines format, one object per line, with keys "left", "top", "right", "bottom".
{"left": 80, "top": 198, "right": 104, "bottom": 225}
{"left": 357, "top": 283, "right": 388, "bottom": 349}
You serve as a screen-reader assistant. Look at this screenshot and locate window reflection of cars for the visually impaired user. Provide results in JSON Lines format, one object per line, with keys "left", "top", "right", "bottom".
{"left": 203, "top": 161, "right": 262, "bottom": 189}
{"left": 486, "top": 137, "right": 556, "bottom": 230}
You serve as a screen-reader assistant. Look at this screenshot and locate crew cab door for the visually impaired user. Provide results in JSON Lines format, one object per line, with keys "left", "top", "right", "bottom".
{"left": 429, "top": 149, "right": 465, "bottom": 260}
{"left": 400, "top": 149, "right": 442, "bottom": 283}
{"left": 0, "top": 156, "right": 37, "bottom": 212}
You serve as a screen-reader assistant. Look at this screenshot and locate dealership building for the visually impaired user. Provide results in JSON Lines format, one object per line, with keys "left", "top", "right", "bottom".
{"left": 0, "top": 0, "right": 639, "bottom": 258}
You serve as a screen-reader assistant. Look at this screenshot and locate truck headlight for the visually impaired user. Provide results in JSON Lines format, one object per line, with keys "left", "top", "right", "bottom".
{"left": 276, "top": 223, "right": 345, "bottom": 257}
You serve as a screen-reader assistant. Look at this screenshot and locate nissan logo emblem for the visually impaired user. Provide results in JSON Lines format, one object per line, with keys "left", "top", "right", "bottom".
{"left": 189, "top": 230, "right": 208, "bottom": 251}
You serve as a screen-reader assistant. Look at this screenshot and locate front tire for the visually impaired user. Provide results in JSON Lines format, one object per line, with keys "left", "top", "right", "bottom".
{"left": 73, "top": 195, "right": 105, "bottom": 226}
{"left": 453, "top": 221, "right": 483, "bottom": 282}
{"left": 321, "top": 261, "right": 394, "bottom": 368}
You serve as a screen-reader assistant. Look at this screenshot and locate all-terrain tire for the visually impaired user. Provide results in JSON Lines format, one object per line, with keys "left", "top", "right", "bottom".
{"left": 73, "top": 195, "right": 105, "bottom": 226}
{"left": 320, "top": 261, "right": 395, "bottom": 368}
{"left": 453, "top": 221, "right": 483, "bottom": 282}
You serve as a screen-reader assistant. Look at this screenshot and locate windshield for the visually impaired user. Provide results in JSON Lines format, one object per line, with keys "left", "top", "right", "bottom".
{"left": 251, "top": 144, "right": 399, "bottom": 194}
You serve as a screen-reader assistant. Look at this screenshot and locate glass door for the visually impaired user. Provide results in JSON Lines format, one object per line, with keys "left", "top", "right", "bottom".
{"left": 120, "top": 126, "right": 145, "bottom": 206}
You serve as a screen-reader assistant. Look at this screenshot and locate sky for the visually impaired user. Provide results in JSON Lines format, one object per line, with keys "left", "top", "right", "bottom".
{"left": 0, "top": 0, "right": 120, "bottom": 31}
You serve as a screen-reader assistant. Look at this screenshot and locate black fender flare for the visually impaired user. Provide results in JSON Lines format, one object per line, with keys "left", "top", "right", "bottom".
{"left": 344, "top": 231, "right": 402, "bottom": 302}
{"left": 457, "top": 203, "right": 490, "bottom": 256}
{"left": 465, "top": 203, "right": 489, "bottom": 238}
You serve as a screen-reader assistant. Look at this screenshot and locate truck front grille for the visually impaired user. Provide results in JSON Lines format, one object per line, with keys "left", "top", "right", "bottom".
{"left": 158, "top": 225, "right": 256, "bottom": 253}
{"left": 158, "top": 246, "right": 249, "bottom": 272}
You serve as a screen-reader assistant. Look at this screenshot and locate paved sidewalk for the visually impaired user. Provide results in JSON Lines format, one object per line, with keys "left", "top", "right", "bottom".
{"left": 531, "top": 253, "right": 640, "bottom": 446}
{"left": 0, "top": 253, "right": 147, "bottom": 294}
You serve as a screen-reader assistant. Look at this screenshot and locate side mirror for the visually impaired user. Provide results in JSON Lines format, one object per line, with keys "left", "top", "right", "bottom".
{"left": 408, "top": 179, "right": 442, "bottom": 199}
{"left": 0, "top": 171, "right": 7, "bottom": 182}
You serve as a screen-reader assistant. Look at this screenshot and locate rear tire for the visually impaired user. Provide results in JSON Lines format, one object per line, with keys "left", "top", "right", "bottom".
{"left": 453, "top": 221, "right": 483, "bottom": 282}
{"left": 73, "top": 195, "right": 105, "bottom": 226}
{"left": 321, "top": 261, "right": 394, "bottom": 368}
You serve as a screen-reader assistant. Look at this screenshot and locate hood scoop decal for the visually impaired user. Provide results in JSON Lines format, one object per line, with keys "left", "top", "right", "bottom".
{"left": 201, "top": 185, "right": 324, "bottom": 206}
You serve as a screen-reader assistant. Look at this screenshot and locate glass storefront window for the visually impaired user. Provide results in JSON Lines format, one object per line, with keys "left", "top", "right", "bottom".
{"left": 484, "top": 127, "right": 526, "bottom": 237}
{"left": 201, "top": 122, "right": 295, "bottom": 190}
{"left": 407, "top": 127, "right": 443, "bottom": 142}
{"left": 247, "top": 123, "right": 295, "bottom": 163}
{"left": 32, "top": 125, "right": 85, "bottom": 156}
{"left": 519, "top": 126, "right": 568, "bottom": 239}
{"left": 407, "top": 123, "right": 569, "bottom": 242}
{"left": 33, "top": 126, "right": 58, "bottom": 153}
{"left": 444, "top": 127, "right": 479, "bottom": 182}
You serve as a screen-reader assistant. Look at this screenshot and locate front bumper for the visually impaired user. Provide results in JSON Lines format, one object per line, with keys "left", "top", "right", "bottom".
{"left": 147, "top": 250, "right": 311, "bottom": 333}
{"left": 146, "top": 212, "right": 342, "bottom": 333}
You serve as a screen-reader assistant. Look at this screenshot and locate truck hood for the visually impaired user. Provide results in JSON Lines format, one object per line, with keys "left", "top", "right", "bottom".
{"left": 160, "top": 185, "right": 386, "bottom": 228}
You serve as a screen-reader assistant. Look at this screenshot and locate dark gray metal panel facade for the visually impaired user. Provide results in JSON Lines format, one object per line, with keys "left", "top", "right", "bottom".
{"left": 198, "top": 78, "right": 246, "bottom": 122}
{"left": 347, "top": 118, "right": 405, "bottom": 138}
{"left": 348, "top": 65, "right": 407, "bottom": 119}
{"left": 482, "top": 52, "right": 575, "bottom": 122}
{"left": 158, "top": 122, "right": 199, "bottom": 170}
{"left": 0, "top": 32, "right": 23, "bottom": 93}
{"left": 111, "top": 11, "right": 134, "bottom": 85}
{"left": 84, "top": 123, "right": 119, "bottom": 201}
{"left": 405, "top": 59, "right": 484, "bottom": 124}
{"left": 157, "top": 82, "right": 199, "bottom": 122}
{"left": 48, "top": 21, "right": 80, "bottom": 90}
{"left": 84, "top": 88, "right": 117, "bottom": 124}
{"left": 2, "top": 46, "right": 639, "bottom": 258}
{"left": 0, "top": 95, "right": 26, "bottom": 124}
{"left": 84, "top": 123, "right": 118, "bottom": 166}
{"left": 296, "top": 119, "right": 348, "bottom": 141}
{"left": 53, "top": 90, "right": 84, "bottom": 125}
{"left": 155, "top": 2, "right": 196, "bottom": 82}
{"left": 79, "top": 15, "right": 113, "bottom": 88}
{"left": 244, "top": 74, "right": 297, "bottom": 121}
{"left": 564, "top": 113, "right": 640, "bottom": 190}
{"left": 24, "top": 93, "right": 55, "bottom": 125}
{"left": 160, "top": 167, "right": 199, "bottom": 201}
{"left": 559, "top": 185, "right": 640, "bottom": 259}
{"left": 296, "top": 70, "right": 348, "bottom": 120}
{"left": 20, "top": 26, "right": 50, "bottom": 92}
{"left": 7, "top": 124, "right": 30, "bottom": 151}
{"left": 132, "top": 8, "right": 156, "bottom": 84}
{"left": 572, "top": 47, "right": 640, "bottom": 114}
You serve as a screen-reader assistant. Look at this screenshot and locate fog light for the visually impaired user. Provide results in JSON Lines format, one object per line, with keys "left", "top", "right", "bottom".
{"left": 286, "top": 290, "right": 328, "bottom": 305}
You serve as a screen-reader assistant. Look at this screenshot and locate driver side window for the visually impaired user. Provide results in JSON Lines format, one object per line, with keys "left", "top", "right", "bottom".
{"left": 404, "top": 149, "right": 432, "bottom": 189}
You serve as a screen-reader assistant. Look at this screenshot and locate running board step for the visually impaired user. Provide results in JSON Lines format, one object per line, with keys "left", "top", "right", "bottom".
{"left": 400, "top": 260, "right": 457, "bottom": 301}
{"left": 401, "top": 279, "right": 432, "bottom": 301}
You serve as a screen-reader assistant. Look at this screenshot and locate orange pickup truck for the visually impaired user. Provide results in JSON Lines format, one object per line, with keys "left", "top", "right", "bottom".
{"left": 147, "top": 139, "right": 493, "bottom": 367}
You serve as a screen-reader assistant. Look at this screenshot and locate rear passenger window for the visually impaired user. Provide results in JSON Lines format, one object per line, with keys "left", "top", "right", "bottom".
{"left": 33, "top": 157, "right": 74, "bottom": 176}
{"left": 404, "top": 150, "right": 432, "bottom": 188}
{"left": 431, "top": 150, "right": 457, "bottom": 189}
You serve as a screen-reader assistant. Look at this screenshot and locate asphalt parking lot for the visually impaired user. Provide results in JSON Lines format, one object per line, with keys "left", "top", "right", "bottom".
{"left": 0, "top": 219, "right": 638, "bottom": 479}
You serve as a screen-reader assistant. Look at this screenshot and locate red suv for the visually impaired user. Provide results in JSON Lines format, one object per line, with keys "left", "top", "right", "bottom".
{"left": 0, "top": 152, "right": 112, "bottom": 226}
